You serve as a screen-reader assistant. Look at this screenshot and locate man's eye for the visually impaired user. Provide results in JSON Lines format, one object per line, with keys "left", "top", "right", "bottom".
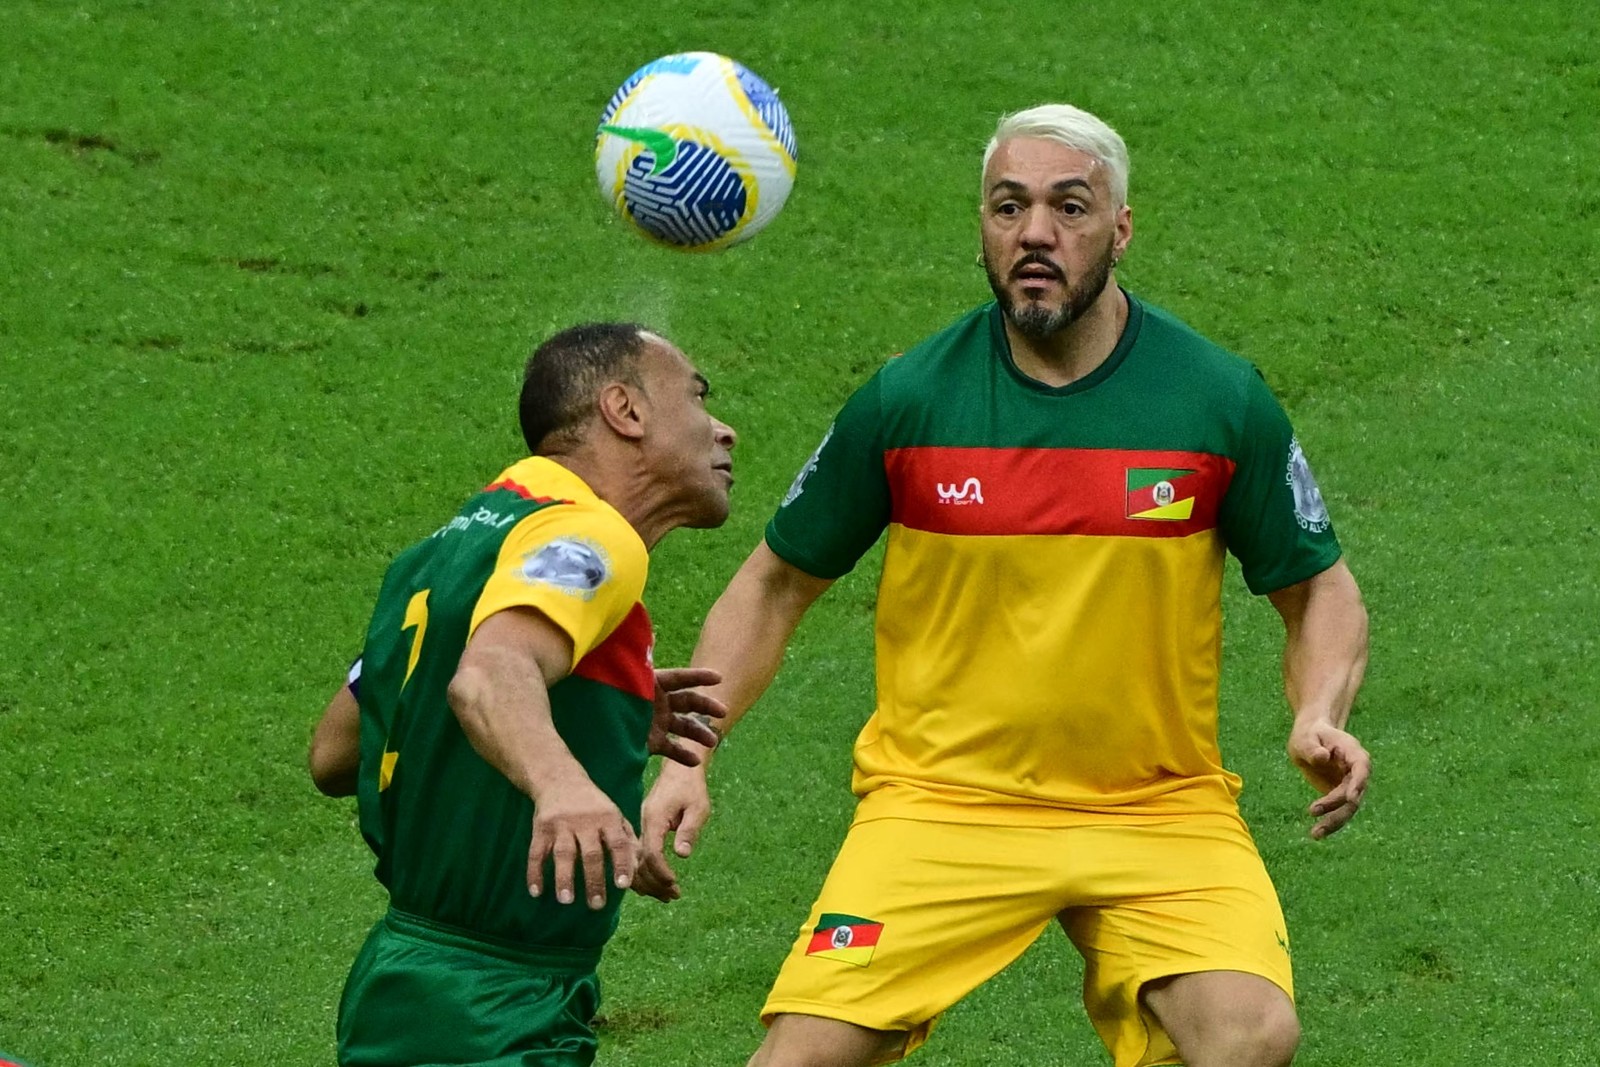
{"left": 1059, "top": 202, "right": 1087, "bottom": 217}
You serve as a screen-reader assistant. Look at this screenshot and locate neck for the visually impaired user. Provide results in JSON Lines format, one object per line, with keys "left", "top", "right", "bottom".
{"left": 1004, "top": 282, "right": 1128, "bottom": 388}
{"left": 540, "top": 450, "right": 685, "bottom": 551}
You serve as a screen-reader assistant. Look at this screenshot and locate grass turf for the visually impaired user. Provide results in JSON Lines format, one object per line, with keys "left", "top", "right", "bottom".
{"left": 1, "top": 1, "right": 1596, "bottom": 1063}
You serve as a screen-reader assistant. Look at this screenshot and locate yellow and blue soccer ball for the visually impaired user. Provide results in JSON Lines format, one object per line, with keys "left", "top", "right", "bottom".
{"left": 595, "top": 52, "right": 797, "bottom": 251}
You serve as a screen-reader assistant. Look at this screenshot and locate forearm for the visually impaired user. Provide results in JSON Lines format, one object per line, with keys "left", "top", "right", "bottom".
{"left": 447, "top": 652, "right": 589, "bottom": 802}
{"left": 1271, "top": 560, "right": 1373, "bottom": 837}
{"left": 636, "top": 543, "right": 830, "bottom": 885}
{"left": 690, "top": 591, "right": 796, "bottom": 734}
{"left": 1275, "top": 560, "right": 1369, "bottom": 730}
{"left": 690, "top": 540, "right": 831, "bottom": 736}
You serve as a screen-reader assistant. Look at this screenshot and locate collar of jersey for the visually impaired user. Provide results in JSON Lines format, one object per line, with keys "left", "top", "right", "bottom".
{"left": 988, "top": 288, "right": 1145, "bottom": 396}
{"left": 497, "top": 454, "right": 604, "bottom": 505}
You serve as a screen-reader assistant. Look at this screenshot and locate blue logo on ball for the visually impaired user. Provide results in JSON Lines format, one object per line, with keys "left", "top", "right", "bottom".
{"left": 731, "top": 61, "right": 797, "bottom": 161}
{"left": 622, "top": 140, "right": 750, "bottom": 247}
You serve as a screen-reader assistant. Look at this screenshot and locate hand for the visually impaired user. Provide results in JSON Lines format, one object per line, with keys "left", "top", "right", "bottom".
{"left": 649, "top": 667, "right": 726, "bottom": 767}
{"left": 1288, "top": 720, "right": 1371, "bottom": 840}
{"left": 633, "top": 764, "right": 713, "bottom": 902}
{"left": 527, "top": 777, "right": 638, "bottom": 909}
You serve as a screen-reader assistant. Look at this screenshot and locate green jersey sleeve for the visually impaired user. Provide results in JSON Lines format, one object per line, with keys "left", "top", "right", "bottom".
{"left": 1219, "top": 369, "right": 1343, "bottom": 595}
{"left": 765, "top": 373, "right": 890, "bottom": 580}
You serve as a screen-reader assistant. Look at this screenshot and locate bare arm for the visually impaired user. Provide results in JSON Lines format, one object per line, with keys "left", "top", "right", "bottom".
{"left": 309, "top": 684, "right": 361, "bottom": 797}
{"left": 448, "top": 607, "right": 578, "bottom": 797}
{"left": 448, "top": 607, "right": 637, "bottom": 908}
{"left": 690, "top": 539, "right": 835, "bottom": 737}
{"left": 1267, "top": 558, "right": 1371, "bottom": 839}
{"left": 635, "top": 539, "right": 833, "bottom": 898}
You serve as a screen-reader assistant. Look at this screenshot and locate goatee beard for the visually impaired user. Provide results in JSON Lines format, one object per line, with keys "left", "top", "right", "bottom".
{"left": 986, "top": 244, "right": 1115, "bottom": 340}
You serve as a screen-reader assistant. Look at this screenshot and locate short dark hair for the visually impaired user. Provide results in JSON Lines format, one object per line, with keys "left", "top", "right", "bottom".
{"left": 519, "top": 322, "right": 651, "bottom": 452}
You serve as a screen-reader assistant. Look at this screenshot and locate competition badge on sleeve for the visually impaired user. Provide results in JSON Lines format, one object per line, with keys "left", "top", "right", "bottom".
{"left": 520, "top": 538, "right": 611, "bottom": 600}
{"left": 781, "top": 423, "right": 833, "bottom": 507}
{"left": 1285, "top": 437, "right": 1331, "bottom": 533}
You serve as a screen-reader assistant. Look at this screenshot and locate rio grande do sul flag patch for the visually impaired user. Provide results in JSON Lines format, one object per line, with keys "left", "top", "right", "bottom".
{"left": 1126, "top": 467, "right": 1200, "bottom": 521}
{"left": 805, "top": 913, "right": 884, "bottom": 966}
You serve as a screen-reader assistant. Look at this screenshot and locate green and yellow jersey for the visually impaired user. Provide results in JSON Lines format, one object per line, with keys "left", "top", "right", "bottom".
{"left": 768, "top": 295, "right": 1341, "bottom": 822}
{"left": 354, "top": 457, "right": 654, "bottom": 949}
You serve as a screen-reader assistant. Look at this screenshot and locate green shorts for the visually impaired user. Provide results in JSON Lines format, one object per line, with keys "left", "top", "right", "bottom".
{"left": 337, "top": 908, "right": 604, "bottom": 1067}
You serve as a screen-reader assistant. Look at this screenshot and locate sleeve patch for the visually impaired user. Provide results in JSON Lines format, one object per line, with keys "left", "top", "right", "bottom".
{"left": 519, "top": 538, "right": 611, "bottom": 600}
{"left": 1286, "top": 437, "right": 1331, "bottom": 533}
{"left": 781, "top": 422, "right": 834, "bottom": 507}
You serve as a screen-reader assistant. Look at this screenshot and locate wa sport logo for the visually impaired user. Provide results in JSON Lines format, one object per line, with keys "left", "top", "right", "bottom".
{"left": 936, "top": 478, "right": 984, "bottom": 505}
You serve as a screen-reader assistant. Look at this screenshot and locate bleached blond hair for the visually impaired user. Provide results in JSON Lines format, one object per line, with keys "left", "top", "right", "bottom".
{"left": 982, "top": 104, "right": 1130, "bottom": 208}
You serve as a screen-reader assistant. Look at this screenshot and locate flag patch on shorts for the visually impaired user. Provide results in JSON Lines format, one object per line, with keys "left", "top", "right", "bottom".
{"left": 805, "top": 913, "right": 883, "bottom": 966}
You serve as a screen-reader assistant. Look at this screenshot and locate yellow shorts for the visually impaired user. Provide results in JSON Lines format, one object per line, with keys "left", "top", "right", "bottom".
{"left": 760, "top": 810, "right": 1293, "bottom": 1067}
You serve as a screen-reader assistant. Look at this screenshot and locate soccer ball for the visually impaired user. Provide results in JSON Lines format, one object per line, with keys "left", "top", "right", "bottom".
{"left": 595, "top": 52, "right": 797, "bottom": 251}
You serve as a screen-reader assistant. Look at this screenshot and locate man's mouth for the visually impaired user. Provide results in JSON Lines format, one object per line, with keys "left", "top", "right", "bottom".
{"left": 1013, "top": 260, "right": 1064, "bottom": 284}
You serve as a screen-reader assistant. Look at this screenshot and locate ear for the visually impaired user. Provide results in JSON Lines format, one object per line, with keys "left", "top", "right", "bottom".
{"left": 596, "top": 380, "right": 647, "bottom": 442}
{"left": 1114, "top": 204, "right": 1133, "bottom": 260}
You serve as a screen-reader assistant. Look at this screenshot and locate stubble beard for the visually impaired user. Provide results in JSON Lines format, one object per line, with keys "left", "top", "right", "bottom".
{"left": 985, "top": 238, "right": 1117, "bottom": 340}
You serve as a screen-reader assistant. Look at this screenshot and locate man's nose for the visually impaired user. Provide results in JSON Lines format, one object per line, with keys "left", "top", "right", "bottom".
{"left": 1020, "top": 204, "right": 1057, "bottom": 248}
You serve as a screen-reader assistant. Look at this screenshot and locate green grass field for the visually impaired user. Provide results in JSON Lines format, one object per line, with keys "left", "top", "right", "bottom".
{"left": 2, "top": 1, "right": 1597, "bottom": 1063}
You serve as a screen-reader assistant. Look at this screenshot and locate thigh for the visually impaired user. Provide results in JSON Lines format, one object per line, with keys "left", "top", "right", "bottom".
{"left": 1058, "top": 814, "right": 1294, "bottom": 1067}
{"left": 337, "top": 919, "right": 600, "bottom": 1067}
{"left": 761, "top": 817, "right": 1068, "bottom": 1061}
{"left": 1141, "top": 970, "right": 1299, "bottom": 1067}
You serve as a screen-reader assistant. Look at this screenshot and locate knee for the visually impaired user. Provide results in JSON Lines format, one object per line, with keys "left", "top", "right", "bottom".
{"left": 1176, "top": 995, "right": 1300, "bottom": 1067}
{"left": 1227, "top": 998, "right": 1300, "bottom": 1067}
{"left": 748, "top": 1014, "right": 906, "bottom": 1067}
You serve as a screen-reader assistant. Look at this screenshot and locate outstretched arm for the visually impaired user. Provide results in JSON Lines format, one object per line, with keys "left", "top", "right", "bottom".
{"left": 686, "top": 540, "right": 834, "bottom": 740}
{"left": 1267, "top": 558, "right": 1371, "bottom": 839}
{"left": 635, "top": 539, "right": 834, "bottom": 899}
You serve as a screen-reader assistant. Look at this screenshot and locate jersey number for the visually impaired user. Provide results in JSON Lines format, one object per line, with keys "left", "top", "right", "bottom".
{"left": 401, "top": 588, "right": 430, "bottom": 688}
{"left": 383, "top": 588, "right": 431, "bottom": 793}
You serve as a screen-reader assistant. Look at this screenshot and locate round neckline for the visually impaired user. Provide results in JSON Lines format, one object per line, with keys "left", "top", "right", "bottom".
{"left": 989, "top": 290, "right": 1144, "bottom": 396}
